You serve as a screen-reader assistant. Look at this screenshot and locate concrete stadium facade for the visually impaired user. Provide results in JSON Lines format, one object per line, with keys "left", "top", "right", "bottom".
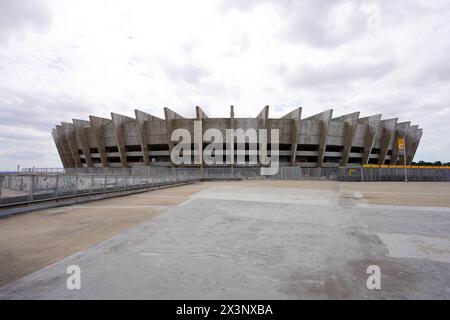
{"left": 51, "top": 106, "right": 422, "bottom": 168}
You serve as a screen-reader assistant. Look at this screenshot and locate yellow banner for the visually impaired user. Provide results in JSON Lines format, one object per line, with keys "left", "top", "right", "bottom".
{"left": 398, "top": 138, "right": 405, "bottom": 150}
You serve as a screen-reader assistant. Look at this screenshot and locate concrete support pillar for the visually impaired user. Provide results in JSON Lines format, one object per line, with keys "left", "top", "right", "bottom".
{"left": 52, "top": 128, "right": 72, "bottom": 168}
{"left": 256, "top": 105, "right": 270, "bottom": 166}
{"left": 333, "top": 112, "right": 360, "bottom": 166}
{"left": 390, "top": 122, "right": 410, "bottom": 165}
{"left": 195, "top": 106, "right": 209, "bottom": 120}
{"left": 305, "top": 110, "right": 333, "bottom": 168}
{"left": 378, "top": 118, "right": 398, "bottom": 165}
{"left": 164, "top": 107, "right": 185, "bottom": 166}
{"left": 195, "top": 106, "right": 209, "bottom": 168}
{"left": 282, "top": 107, "right": 302, "bottom": 166}
{"left": 406, "top": 128, "right": 422, "bottom": 164}
{"left": 55, "top": 125, "right": 76, "bottom": 167}
{"left": 256, "top": 105, "right": 269, "bottom": 130}
{"left": 360, "top": 114, "right": 381, "bottom": 164}
{"left": 229, "top": 105, "right": 235, "bottom": 173}
{"left": 89, "top": 115, "right": 111, "bottom": 168}
{"left": 73, "top": 119, "right": 94, "bottom": 167}
{"left": 111, "top": 113, "right": 136, "bottom": 168}
{"left": 135, "top": 110, "right": 162, "bottom": 166}
{"left": 62, "top": 122, "right": 82, "bottom": 168}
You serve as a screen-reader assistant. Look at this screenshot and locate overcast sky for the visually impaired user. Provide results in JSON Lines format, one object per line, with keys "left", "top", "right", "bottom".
{"left": 1, "top": 0, "right": 449, "bottom": 170}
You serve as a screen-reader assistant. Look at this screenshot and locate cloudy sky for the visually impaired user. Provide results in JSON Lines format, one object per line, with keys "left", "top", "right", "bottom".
{"left": 0, "top": 0, "right": 449, "bottom": 169}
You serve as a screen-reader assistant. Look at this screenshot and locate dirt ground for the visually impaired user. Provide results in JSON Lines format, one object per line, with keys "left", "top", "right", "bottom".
{"left": 1, "top": 180, "right": 449, "bottom": 288}
{"left": 341, "top": 182, "right": 450, "bottom": 207}
{"left": 0, "top": 183, "right": 211, "bottom": 287}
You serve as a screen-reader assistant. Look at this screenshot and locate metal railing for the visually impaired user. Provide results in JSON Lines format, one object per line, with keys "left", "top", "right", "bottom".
{"left": 0, "top": 170, "right": 202, "bottom": 206}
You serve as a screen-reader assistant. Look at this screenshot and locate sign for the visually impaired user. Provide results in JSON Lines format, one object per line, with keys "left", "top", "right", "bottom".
{"left": 398, "top": 138, "right": 405, "bottom": 151}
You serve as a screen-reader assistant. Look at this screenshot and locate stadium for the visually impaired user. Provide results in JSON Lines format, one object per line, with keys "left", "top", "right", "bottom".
{"left": 51, "top": 106, "right": 423, "bottom": 169}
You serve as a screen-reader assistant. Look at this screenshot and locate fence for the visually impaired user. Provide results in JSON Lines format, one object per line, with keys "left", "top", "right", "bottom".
{"left": 338, "top": 166, "right": 450, "bottom": 182}
{"left": 1, "top": 166, "right": 339, "bottom": 206}
{"left": 3, "top": 165, "right": 450, "bottom": 206}
{"left": 267, "top": 167, "right": 338, "bottom": 180}
{"left": 21, "top": 167, "right": 133, "bottom": 175}
{"left": 0, "top": 170, "right": 202, "bottom": 206}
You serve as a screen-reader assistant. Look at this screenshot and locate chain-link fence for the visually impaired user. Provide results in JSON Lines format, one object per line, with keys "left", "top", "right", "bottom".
{"left": 266, "top": 167, "right": 338, "bottom": 180}
{"left": 338, "top": 166, "right": 450, "bottom": 182}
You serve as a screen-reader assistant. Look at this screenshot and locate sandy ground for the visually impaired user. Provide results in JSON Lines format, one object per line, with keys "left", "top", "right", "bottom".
{"left": 0, "top": 180, "right": 449, "bottom": 296}
{"left": 341, "top": 182, "right": 450, "bottom": 207}
{"left": 0, "top": 183, "right": 211, "bottom": 287}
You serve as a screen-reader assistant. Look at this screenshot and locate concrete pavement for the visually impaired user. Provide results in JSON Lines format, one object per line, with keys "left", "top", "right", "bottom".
{"left": 1, "top": 181, "right": 449, "bottom": 299}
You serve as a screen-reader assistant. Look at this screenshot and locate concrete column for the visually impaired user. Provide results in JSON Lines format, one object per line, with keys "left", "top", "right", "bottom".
{"left": 52, "top": 128, "right": 72, "bottom": 168}
{"left": 61, "top": 122, "right": 82, "bottom": 168}
{"left": 73, "top": 119, "right": 94, "bottom": 167}
{"left": 55, "top": 125, "right": 76, "bottom": 167}
{"left": 390, "top": 122, "right": 410, "bottom": 165}
{"left": 281, "top": 107, "right": 302, "bottom": 166}
{"left": 195, "top": 106, "right": 209, "bottom": 120}
{"left": 305, "top": 110, "right": 333, "bottom": 168}
{"left": 229, "top": 106, "right": 235, "bottom": 173}
{"left": 135, "top": 110, "right": 162, "bottom": 166}
{"left": 256, "top": 105, "right": 270, "bottom": 166}
{"left": 111, "top": 113, "right": 136, "bottom": 168}
{"left": 333, "top": 112, "right": 359, "bottom": 166}
{"left": 406, "top": 128, "right": 422, "bottom": 164}
{"left": 359, "top": 114, "right": 381, "bottom": 164}
{"left": 0, "top": 175, "right": 3, "bottom": 203}
{"left": 195, "top": 106, "right": 209, "bottom": 168}
{"left": 378, "top": 118, "right": 398, "bottom": 165}
{"left": 164, "top": 107, "right": 185, "bottom": 166}
{"left": 256, "top": 105, "right": 269, "bottom": 129}
{"left": 89, "top": 115, "right": 111, "bottom": 168}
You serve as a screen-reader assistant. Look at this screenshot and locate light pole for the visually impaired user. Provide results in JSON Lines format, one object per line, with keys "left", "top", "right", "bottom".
{"left": 398, "top": 137, "right": 407, "bottom": 182}
{"left": 404, "top": 147, "right": 408, "bottom": 182}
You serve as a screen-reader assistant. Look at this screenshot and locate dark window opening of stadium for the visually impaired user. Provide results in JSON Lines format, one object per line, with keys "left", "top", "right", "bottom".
{"left": 148, "top": 144, "right": 169, "bottom": 151}
{"left": 348, "top": 157, "right": 362, "bottom": 164}
{"left": 325, "top": 145, "right": 343, "bottom": 152}
{"left": 151, "top": 155, "right": 170, "bottom": 163}
{"left": 279, "top": 156, "right": 291, "bottom": 163}
{"left": 298, "top": 144, "right": 319, "bottom": 151}
{"left": 324, "top": 156, "right": 341, "bottom": 163}
{"left": 350, "top": 146, "right": 364, "bottom": 153}
{"left": 126, "top": 156, "right": 143, "bottom": 162}
{"left": 126, "top": 145, "right": 142, "bottom": 152}
{"left": 106, "top": 146, "right": 119, "bottom": 153}
{"left": 297, "top": 156, "right": 318, "bottom": 162}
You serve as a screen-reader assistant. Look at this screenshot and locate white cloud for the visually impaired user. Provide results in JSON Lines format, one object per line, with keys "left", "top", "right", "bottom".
{"left": 0, "top": 0, "right": 449, "bottom": 169}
